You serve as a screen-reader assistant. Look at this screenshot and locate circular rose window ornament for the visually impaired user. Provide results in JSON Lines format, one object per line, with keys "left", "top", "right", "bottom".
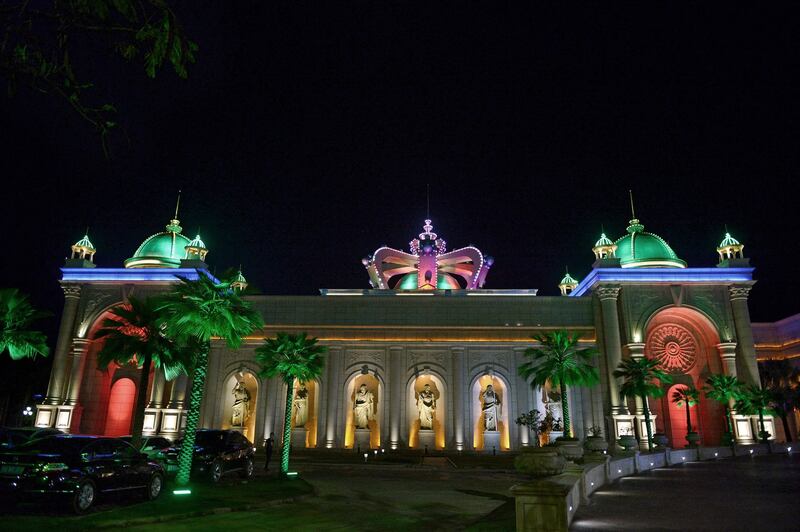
{"left": 646, "top": 324, "right": 697, "bottom": 373}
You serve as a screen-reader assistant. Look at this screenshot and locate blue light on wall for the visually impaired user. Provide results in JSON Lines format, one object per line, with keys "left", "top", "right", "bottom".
{"left": 569, "top": 268, "right": 754, "bottom": 297}
{"left": 61, "top": 268, "right": 218, "bottom": 283}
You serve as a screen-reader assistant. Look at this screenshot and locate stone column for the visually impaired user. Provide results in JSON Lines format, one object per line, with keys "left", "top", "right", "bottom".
{"left": 148, "top": 368, "right": 167, "bottom": 408}
{"left": 452, "top": 347, "right": 466, "bottom": 450}
{"left": 728, "top": 284, "right": 761, "bottom": 387}
{"left": 64, "top": 338, "right": 91, "bottom": 405}
{"left": 45, "top": 285, "right": 82, "bottom": 405}
{"left": 596, "top": 285, "right": 625, "bottom": 414}
{"left": 717, "top": 342, "right": 738, "bottom": 378}
{"left": 168, "top": 373, "right": 189, "bottom": 408}
{"left": 324, "top": 347, "right": 343, "bottom": 448}
{"left": 388, "top": 346, "right": 405, "bottom": 449}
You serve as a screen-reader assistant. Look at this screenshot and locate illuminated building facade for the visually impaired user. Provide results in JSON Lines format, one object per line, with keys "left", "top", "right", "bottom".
{"left": 36, "top": 213, "right": 799, "bottom": 450}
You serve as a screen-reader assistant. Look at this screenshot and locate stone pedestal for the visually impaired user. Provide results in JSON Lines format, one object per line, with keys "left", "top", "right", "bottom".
{"left": 732, "top": 414, "right": 755, "bottom": 444}
{"left": 483, "top": 431, "right": 501, "bottom": 454}
{"left": 143, "top": 408, "right": 161, "bottom": 436}
{"left": 418, "top": 430, "right": 435, "bottom": 452}
{"left": 291, "top": 427, "right": 308, "bottom": 449}
{"left": 354, "top": 428, "right": 371, "bottom": 451}
{"left": 634, "top": 414, "right": 657, "bottom": 450}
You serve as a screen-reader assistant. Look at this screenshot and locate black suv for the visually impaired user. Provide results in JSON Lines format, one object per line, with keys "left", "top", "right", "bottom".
{"left": 0, "top": 435, "right": 165, "bottom": 513}
{"left": 166, "top": 429, "right": 255, "bottom": 482}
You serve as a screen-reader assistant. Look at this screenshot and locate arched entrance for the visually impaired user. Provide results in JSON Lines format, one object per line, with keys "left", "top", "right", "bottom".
{"left": 105, "top": 377, "right": 136, "bottom": 436}
{"left": 645, "top": 306, "right": 725, "bottom": 446}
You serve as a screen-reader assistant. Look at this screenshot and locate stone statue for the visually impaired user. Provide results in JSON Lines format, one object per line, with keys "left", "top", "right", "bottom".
{"left": 231, "top": 380, "right": 251, "bottom": 427}
{"left": 482, "top": 384, "right": 501, "bottom": 431}
{"left": 293, "top": 382, "right": 309, "bottom": 427}
{"left": 417, "top": 383, "right": 436, "bottom": 430}
{"left": 353, "top": 383, "right": 375, "bottom": 429}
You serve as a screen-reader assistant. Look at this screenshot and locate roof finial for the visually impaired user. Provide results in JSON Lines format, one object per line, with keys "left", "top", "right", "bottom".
{"left": 85, "top": 226, "right": 90, "bottom": 237}
{"left": 724, "top": 223, "right": 729, "bottom": 235}
{"left": 426, "top": 183, "right": 430, "bottom": 220}
{"left": 174, "top": 189, "right": 182, "bottom": 220}
{"left": 628, "top": 189, "right": 636, "bottom": 219}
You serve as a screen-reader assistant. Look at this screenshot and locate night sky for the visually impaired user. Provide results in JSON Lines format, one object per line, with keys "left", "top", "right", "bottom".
{"left": 1, "top": 4, "right": 798, "bottom": 407}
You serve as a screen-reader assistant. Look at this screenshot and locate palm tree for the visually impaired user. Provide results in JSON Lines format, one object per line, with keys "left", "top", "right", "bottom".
{"left": 94, "top": 296, "right": 191, "bottom": 448}
{"left": 703, "top": 374, "right": 743, "bottom": 445}
{"left": 255, "top": 332, "right": 327, "bottom": 475}
{"left": 671, "top": 384, "right": 701, "bottom": 446}
{"left": 759, "top": 359, "right": 800, "bottom": 442}
{"left": 157, "top": 272, "right": 263, "bottom": 488}
{"left": 0, "top": 288, "right": 50, "bottom": 360}
{"left": 614, "top": 357, "right": 673, "bottom": 451}
{"left": 519, "top": 330, "right": 599, "bottom": 439}
{"left": 736, "top": 385, "right": 776, "bottom": 444}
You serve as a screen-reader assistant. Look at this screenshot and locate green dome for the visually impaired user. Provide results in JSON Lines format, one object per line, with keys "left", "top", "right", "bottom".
{"left": 718, "top": 232, "right": 741, "bottom": 248}
{"left": 594, "top": 233, "right": 614, "bottom": 248}
{"left": 559, "top": 272, "right": 579, "bottom": 285}
{"left": 125, "top": 219, "right": 192, "bottom": 269}
{"left": 614, "top": 219, "right": 686, "bottom": 269}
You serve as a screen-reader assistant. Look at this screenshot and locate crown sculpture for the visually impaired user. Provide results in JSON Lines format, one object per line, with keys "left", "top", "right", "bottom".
{"left": 363, "top": 220, "right": 493, "bottom": 290}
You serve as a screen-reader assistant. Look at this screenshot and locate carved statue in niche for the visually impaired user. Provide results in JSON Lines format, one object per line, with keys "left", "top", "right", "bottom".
{"left": 293, "top": 382, "right": 309, "bottom": 427}
{"left": 417, "top": 383, "right": 436, "bottom": 430}
{"left": 231, "top": 380, "right": 251, "bottom": 427}
{"left": 481, "top": 384, "right": 501, "bottom": 431}
{"left": 353, "top": 383, "right": 375, "bottom": 429}
{"left": 541, "top": 382, "right": 562, "bottom": 422}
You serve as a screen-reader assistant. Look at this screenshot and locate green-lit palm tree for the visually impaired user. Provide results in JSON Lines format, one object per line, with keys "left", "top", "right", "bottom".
{"left": 703, "top": 374, "right": 743, "bottom": 445}
{"left": 759, "top": 359, "right": 800, "bottom": 443}
{"left": 95, "top": 296, "right": 190, "bottom": 448}
{"left": 255, "top": 332, "right": 326, "bottom": 475}
{"left": 157, "top": 272, "right": 263, "bottom": 488}
{"left": 0, "top": 288, "right": 50, "bottom": 360}
{"left": 519, "top": 330, "right": 599, "bottom": 439}
{"left": 736, "top": 384, "right": 776, "bottom": 444}
{"left": 614, "top": 357, "right": 673, "bottom": 451}
{"left": 671, "top": 384, "right": 701, "bottom": 446}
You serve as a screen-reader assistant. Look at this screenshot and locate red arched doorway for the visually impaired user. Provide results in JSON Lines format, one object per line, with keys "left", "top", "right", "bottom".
{"left": 666, "top": 383, "right": 701, "bottom": 447}
{"left": 644, "top": 306, "right": 726, "bottom": 446}
{"left": 105, "top": 377, "right": 136, "bottom": 436}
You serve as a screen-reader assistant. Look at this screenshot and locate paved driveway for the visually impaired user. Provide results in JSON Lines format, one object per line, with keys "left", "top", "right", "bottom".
{"left": 571, "top": 454, "right": 800, "bottom": 531}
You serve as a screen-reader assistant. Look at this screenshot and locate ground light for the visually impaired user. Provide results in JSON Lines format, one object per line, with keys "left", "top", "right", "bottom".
{"left": 173, "top": 488, "right": 192, "bottom": 495}
{"left": 285, "top": 471, "right": 299, "bottom": 479}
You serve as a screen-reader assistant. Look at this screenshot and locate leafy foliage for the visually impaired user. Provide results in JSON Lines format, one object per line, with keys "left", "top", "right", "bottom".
{"left": 0, "top": 288, "right": 50, "bottom": 360}
{"left": 614, "top": 357, "right": 673, "bottom": 450}
{"left": 759, "top": 359, "right": 800, "bottom": 441}
{"left": 0, "top": 0, "right": 197, "bottom": 154}
{"left": 157, "top": 272, "right": 263, "bottom": 348}
{"left": 614, "top": 357, "right": 673, "bottom": 402}
{"left": 95, "top": 296, "right": 189, "bottom": 378}
{"left": 671, "top": 384, "right": 700, "bottom": 408}
{"left": 519, "top": 331, "right": 599, "bottom": 438}
{"left": 255, "top": 332, "right": 327, "bottom": 384}
{"left": 255, "top": 332, "right": 327, "bottom": 474}
{"left": 703, "top": 373, "right": 744, "bottom": 440}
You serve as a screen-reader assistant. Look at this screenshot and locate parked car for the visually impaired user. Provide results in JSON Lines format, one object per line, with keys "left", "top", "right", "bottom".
{"left": 120, "top": 435, "right": 172, "bottom": 463}
{"left": 0, "top": 427, "right": 63, "bottom": 449}
{"left": 165, "top": 429, "right": 255, "bottom": 482}
{"left": 0, "top": 434, "right": 165, "bottom": 513}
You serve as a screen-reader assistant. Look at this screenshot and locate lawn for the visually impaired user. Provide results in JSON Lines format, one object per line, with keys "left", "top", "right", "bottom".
{"left": 3, "top": 475, "right": 313, "bottom": 532}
